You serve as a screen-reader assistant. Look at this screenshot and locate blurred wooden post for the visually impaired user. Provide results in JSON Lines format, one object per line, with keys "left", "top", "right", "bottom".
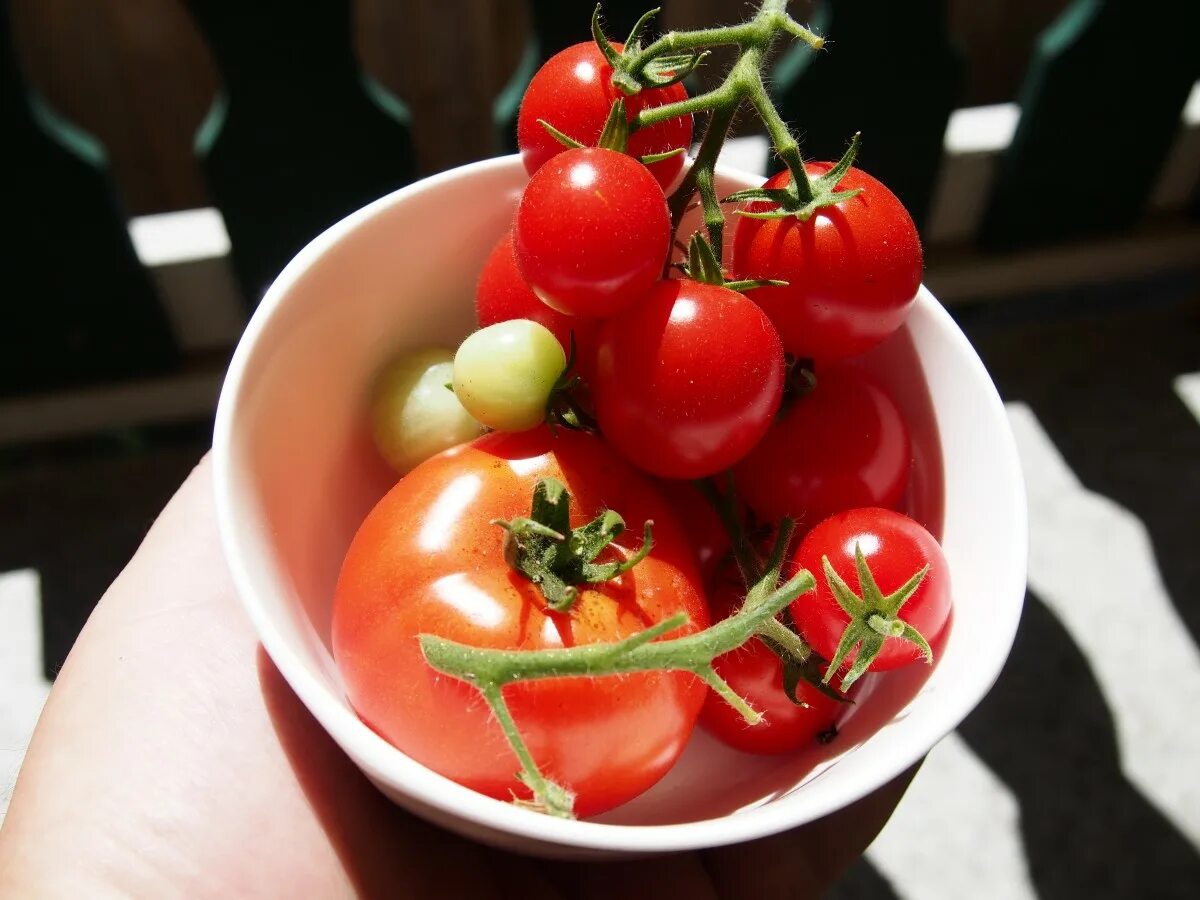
{"left": 771, "top": 0, "right": 964, "bottom": 230}
{"left": 187, "top": 0, "right": 416, "bottom": 304}
{"left": 1, "top": 0, "right": 179, "bottom": 396}
{"left": 979, "top": 0, "right": 1199, "bottom": 249}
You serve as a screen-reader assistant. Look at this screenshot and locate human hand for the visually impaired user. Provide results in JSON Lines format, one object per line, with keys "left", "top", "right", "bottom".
{"left": 0, "top": 455, "right": 915, "bottom": 899}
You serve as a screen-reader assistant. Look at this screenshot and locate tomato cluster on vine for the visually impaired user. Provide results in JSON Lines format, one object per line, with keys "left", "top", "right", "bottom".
{"left": 333, "top": 6, "right": 953, "bottom": 820}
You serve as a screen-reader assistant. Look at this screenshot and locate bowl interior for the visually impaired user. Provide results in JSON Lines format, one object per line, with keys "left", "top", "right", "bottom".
{"left": 214, "top": 156, "right": 1025, "bottom": 854}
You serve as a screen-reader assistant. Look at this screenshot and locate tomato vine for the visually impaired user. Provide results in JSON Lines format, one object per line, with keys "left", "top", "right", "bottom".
{"left": 395, "top": 0, "right": 941, "bottom": 820}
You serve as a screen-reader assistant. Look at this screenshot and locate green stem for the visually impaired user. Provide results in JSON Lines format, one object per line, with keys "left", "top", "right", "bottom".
{"left": 668, "top": 101, "right": 738, "bottom": 264}
{"left": 420, "top": 568, "right": 815, "bottom": 814}
{"left": 630, "top": 2, "right": 819, "bottom": 241}
{"left": 626, "top": 21, "right": 763, "bottom": 70}
{"left": 479, "top": 684, "right": 571, "bottom": 818}
{"left": 624, "top": 0, "right": 822, "bottom": 73}
{"left": 422, "top": 571, "right": 811, "bottom": 686}
{"left": 635, "top": 82, "right": 737, "bottom": 131}
{"left": 745, "top": 67, "right": 813, "bottom": 203}
{"left": 695, "top": 475, "right": 762, "bottom": 587}
{"left": 698, "top": 664, "right": 762, "bottom": 724}
{"left": 758, "top": 616, "right": 812, "bottom": 662}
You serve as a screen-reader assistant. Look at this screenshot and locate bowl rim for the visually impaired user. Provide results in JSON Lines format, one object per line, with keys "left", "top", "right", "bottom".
{"left": 213, "top": 153, "right": 1028, "bottom": 854}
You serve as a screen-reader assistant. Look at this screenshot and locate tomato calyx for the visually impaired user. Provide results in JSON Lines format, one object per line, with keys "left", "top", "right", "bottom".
{"left": 592, "top": 5, "right": 709, "bottom": 95}
{"left": 678, "top": 232, "right": 787, "bottom": 293}
{"left": 537, "top": 98, "right": 688, "bottom": 168}
{"left": 726, "top": 133, "right": 865, "bottom": 222}
{"left": 543, "top": 334, "right": 597, "bottom": 433}
{"left": 819, "top": 544, "right": 934, "bottom": 691}
{"left": 492, "top": 477, "right": 654, "bottom": 612}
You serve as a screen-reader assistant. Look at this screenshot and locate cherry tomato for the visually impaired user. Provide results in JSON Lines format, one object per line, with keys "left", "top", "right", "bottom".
{"left": 513, "top": 147, "right": 670, "bottom": 318}
{"left": 475, "top": 232, "right": 600, "bottom": 384}
{"left": 734, "top": 364, "right": 911, "bottom": 530}
{"left": 517, "top": 41, "right": 692, "bottom": 190}
{"left": 332, "top": 428, "right": 709, "bottom": 818}
{"left": 789, "top": 508, "right": 951, "bottom": 680}
{"left": 371, "top": 347, "right": 483, "bottom": 474}
{"left": 731, "top": 164, "right": 922, "bottom": 361}
{"left": 452, "top": 320, "right": 565, "bottom": 432}
{"left": 592, "top": 278, "right": 785, "bottom": 479}
{"left": 700, "top": 580, "right": 844, "bottom": 754}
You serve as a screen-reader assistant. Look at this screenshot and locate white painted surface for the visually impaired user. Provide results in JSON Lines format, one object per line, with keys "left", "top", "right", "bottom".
{"left": 1184, "top": 80, "right": 1200, "bottom": 126}
{"left": 926, "top": 104, "right": 1019, "bottom": 243}
{"left": 943, "top": 103, "right": 1021, "bottom": 154}
{"left": 1173, "top": 372, "right": 1200, "bottom": 423}
{"left": 1008, "top": 403, "right": 1200, "bottom": 847}
{"left": 1150, "top": 81, "right": 1200, "bottom": 211}
{"left": 0, "top": 569, "right": 51, "bottom": 824}
{"left": 715, "top": 134, "right": 769, "bottom": 176}
{"left": 128, "top": 207, "right": 231, "bottom": 267}
{"left": 867, "top": 732, "right": 1038, "bottom": 900}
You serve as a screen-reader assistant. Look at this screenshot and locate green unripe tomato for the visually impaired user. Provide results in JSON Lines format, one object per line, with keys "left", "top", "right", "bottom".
{"left": 453, "top": 320, "right": 566, "bottom": 432}
{"left": 371, "top": 347, "right": 484, "bottom": 474}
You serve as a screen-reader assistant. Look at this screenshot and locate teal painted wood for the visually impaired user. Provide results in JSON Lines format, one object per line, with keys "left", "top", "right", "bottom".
{"left": 1, "top": 3, "right": 178, "bottom": 396}
{"left": 771, "top": 0, "right": 964, "bottom": 229}
{"left": 495, "top": 0, "right": 649, "bottom": 152}
{"left": 188, "top": 0, "right": 416, "bottom": 303}
{"left": 980, "top": 0, "right": 1199, "bottom": 249}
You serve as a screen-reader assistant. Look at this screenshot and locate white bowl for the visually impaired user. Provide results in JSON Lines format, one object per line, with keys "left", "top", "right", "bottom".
{"left": 213, "top": 155, "right": 1026, "bottom": 859}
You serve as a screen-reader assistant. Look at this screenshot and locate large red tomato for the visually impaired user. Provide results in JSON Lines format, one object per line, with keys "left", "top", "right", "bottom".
{"left": 592, "top": 278, "right": 785, "bottom": 479}
{"left": 475, "top": 231, "right": 601, "bottom": 384}
{"left": 332, "top": 428, "right": 709, "bottom": 817}
{"left": 517, "top": 41, "right": 692, "bottom": 189}
{"left": 731, "top": 164, "right": 923, "bottom": 362}
{"left": 734, "top": 364, "right": 911, "bottom": 531}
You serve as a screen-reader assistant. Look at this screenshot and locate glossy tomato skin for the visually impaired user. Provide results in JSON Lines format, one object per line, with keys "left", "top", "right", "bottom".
{"left": 475, "top": 232, "right": 600, "bottom": 384}
{"left": 731, "top": 164, "right": 922, "bottom": 362}
{"left": 789, "top": 508, "right": 951, "bottom": 674}
{"left": 593, "top": 279, "right": 785, "bottom": 479}
{"left": 514, "top": 148, "right": 670, "bottom": 318}
{"left": 734, "top": 365, "right": 911, "bottom": 531}
{"left": 700, "top": 581, "right": 843, "bottom": 754}
{"left": 332, "top": 428, "right": 709, "bottom": 818}
{"left": 517, "top": 42, "right": 692, "bottom": 190}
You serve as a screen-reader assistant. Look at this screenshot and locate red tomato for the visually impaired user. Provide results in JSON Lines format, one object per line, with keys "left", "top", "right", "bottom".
{"left": 475, "top": 231, "right": 600, "bottom": 384}
{"left": 734, "top": 364, "right": 911, "bottom": 530}
{"left": 731, "top": 164, "right": 922, "bottom": 361}
{"left": 514, "top": 147, "right": 671, "bottom": 318}
{"left": 700, "top": 580, "right": 843, "bottom": 754}
{"left": 332, "top": 428, "right": 709, "bottom": 818}
{"left": 592, "top": 278, "right": 785, "bottom": 479}
{"left": 653, "top": 478, "right": 730, "bottom": 582}
{"left": 517, "top": 42, "right": 692, "bottom": 190}
{"left": 789, "top": 508, "right": 951, "bottom": 679}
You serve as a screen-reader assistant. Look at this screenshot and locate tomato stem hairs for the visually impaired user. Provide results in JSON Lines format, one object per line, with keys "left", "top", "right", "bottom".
{"left": 421, "top": 559, "right": 816, "bottom": 817}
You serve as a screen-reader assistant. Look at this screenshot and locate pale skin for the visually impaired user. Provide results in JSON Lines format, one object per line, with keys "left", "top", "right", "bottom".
{"left": 0, "top": 456, "right": 916, "bottom": 899}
